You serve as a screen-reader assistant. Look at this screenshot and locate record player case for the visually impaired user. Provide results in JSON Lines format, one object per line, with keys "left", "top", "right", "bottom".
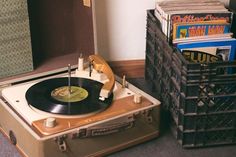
{"left": 0, "top": 1, "right": 161, "bottom": 157}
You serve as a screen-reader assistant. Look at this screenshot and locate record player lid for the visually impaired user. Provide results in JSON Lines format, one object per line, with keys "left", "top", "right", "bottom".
{"left": 0, "top": 0, "right": 96, "bottom": 82}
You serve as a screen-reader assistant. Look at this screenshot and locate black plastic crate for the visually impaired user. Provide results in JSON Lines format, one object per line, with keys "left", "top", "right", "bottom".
{"left": 172, "top": 51, "right": 236, "bottom": 84}
{"left": 145, "top": 9, "right": 236, "bottom": 148}
{"left": 171, "top": 77, "right": 236, "bottom": 98}
{"left": 145, "top": 10, "right": 173, "bottom": 99}
{"left": 170, "top": 75, "right": 236, "bottom": 114}
{"left": 178, "top": 112, "right": 236, "bottom": 131}
{"left": 146, "top": 38, "right": 156, "bottom": 62}
{"left": 145, "top": 56, "right": 155, "bottom": 80}
{"left": 170, "top": 94, "right": 236, "bottom": 130}
{"left": 175, "top": 127, "right": 236, "bottom": 148}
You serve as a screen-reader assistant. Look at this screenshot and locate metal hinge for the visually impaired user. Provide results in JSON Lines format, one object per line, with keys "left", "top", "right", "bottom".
{"left": 54, "top": 135, "right": 67, "bottom": 152}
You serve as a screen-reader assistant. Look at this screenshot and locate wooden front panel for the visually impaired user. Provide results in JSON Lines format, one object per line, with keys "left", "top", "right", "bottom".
{"left": 27, "top": 0, "right": 95, "bottom": 66}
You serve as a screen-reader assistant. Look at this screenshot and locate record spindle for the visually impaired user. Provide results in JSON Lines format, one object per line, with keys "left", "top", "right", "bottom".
{"left": 89, "top": 60, "right": 93, "bottom": 77}
{"left": 68, "top": 64, "right": 72, "bottom": 114}
{"left": 68, "top": 64, "right": 72, "bottom": 94}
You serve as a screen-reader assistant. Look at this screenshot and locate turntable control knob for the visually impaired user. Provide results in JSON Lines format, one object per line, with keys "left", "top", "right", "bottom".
{"left": 44, "top": 117, "right": 57, "bottom": 128}
{"left": 133, "top": 93, "right": 142, "bottom": 104}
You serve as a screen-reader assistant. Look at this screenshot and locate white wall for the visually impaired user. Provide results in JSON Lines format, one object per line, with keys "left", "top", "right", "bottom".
{"left": 93, "top": 0, "right": 156, "bottom": 61}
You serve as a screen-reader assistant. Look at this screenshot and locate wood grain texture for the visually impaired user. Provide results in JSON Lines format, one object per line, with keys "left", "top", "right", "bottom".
{"left": 109, "top": 60, "right": 145, "bottom": 78}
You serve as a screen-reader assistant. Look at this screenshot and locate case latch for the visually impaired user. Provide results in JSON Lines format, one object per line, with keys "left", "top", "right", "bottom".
{"left": 55, "top": 135, "right": 67, "bottom": 152}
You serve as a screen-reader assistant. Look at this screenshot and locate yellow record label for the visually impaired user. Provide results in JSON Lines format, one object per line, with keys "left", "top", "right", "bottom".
{"left": 51, "top": 86, "right": 88, "bottom": 103}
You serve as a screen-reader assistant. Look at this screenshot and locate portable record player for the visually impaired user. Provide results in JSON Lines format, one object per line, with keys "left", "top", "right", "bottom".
{"left": 0, "top": 54, "right": 160, "bottom": 157}
{"left": 0, "top": 1, "right": 160, "bottom": 156}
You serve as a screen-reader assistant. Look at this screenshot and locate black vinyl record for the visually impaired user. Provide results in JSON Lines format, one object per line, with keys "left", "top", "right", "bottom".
{"left": 25, "top": 77, "right": 113, "bottom": 115}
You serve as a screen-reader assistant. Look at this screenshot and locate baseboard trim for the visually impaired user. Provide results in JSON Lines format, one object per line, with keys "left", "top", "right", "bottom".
{"left": 108, "top": 60, "right": 145, "bottom": 78}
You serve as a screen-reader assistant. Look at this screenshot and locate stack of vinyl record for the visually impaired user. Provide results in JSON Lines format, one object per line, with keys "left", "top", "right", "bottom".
{"left": 155, "top": 0, "right": 236, "bottom": 63}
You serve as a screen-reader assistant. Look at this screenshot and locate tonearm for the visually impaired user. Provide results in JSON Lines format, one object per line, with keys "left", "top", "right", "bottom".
{"left": 89, "top": 55, "right": 115, "bottom": 100}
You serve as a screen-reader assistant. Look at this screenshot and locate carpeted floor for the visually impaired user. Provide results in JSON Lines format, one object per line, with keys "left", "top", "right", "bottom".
{"left": 0, "top": 133, "right": 21, "bottom": 157}
{"left": 1, "top": 78, "right": 236, "bottom": 157}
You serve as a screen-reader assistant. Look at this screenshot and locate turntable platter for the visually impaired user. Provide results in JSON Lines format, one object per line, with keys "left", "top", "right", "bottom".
{"left": 25, "top": 77, "right": 113, "bottom": 115}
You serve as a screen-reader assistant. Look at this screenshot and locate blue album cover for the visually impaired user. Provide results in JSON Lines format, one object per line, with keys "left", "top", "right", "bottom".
{"left": 176, "top": 39, "right": 236, "bottom": 61}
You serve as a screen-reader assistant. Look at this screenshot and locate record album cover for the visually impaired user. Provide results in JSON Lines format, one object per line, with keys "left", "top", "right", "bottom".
{"left": 176, "top": 39, "right": 236, "bottom": 61}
